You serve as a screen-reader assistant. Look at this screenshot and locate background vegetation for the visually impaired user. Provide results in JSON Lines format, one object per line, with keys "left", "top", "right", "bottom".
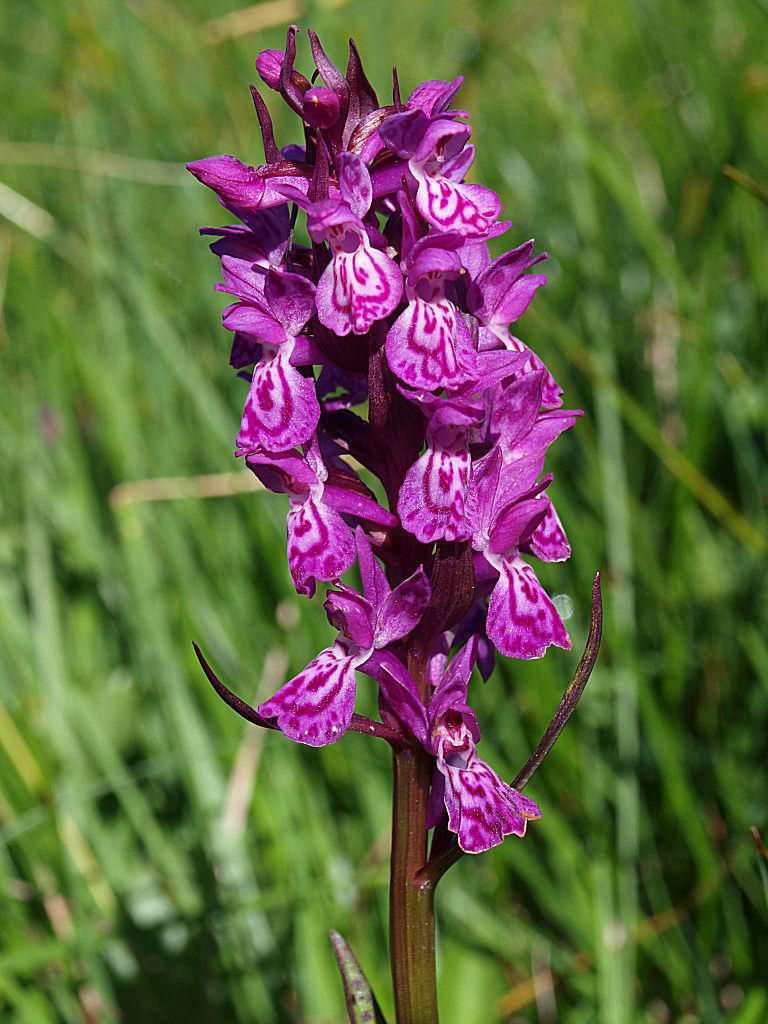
{"left": 1, "top": 0, "right": 767, "bottom": 1021}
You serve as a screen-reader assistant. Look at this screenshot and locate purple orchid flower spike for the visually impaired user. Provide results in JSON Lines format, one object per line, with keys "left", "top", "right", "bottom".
{"left": 190, "top": 38, "right": 599, "bottom": 1022}
{"left": 425, "top": 638, "right": 541, "bottom": 853}
{"left": 258, "top": 529, "right": 430, "bottom": 745}
{"left": 398, "top": 393, "right": 483, "bottom": 544}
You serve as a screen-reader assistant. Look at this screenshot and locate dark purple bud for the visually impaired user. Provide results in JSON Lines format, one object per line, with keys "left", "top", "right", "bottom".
{"left": 302, "top": 86, "right": 341, "bottom": 129}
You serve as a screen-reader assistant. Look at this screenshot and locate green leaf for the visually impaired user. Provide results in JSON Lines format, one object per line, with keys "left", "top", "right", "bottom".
{"left": 330, "top": 931, "right": 387, "bottom": 1024}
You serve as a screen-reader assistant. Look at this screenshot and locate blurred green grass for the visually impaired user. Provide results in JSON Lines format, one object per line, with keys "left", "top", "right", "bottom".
{"left": 1, "top": 0, "right": 767, "bottom": 1021}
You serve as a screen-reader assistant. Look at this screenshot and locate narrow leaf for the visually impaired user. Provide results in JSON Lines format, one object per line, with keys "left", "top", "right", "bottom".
{"left": 330, "top": 931, "right": 388, "bottom": 1024}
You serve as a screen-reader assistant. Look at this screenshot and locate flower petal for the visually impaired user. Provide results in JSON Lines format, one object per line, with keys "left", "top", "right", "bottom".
{"left": 375, "top": 567, "right": 431, "bottom": 646}
{"left": 378, "top": 108, "right": 430, "bottom": 158}
{"left": 406, "top": 77, "right": 463, "bottom": 116}
{"left": 258, "top": 643, "right": 358, "bottom": 745}
{"left": 324, "top": 586, "right": 376, "bottom": 651}
{"left": 526, "top": 501, "right": 571, "bottom": 563}
{"left": 488, "top": 498, "right": 548, "bottom": 555}
{"left": 338, "top": 152, "right": 373, "bottom": 219}
{"left": 398, "top": 446, "right": 476, "bottom": 543}
{"left": 264, "top": 269, "right": 316, "bottom": 336}
{"left": 286, "top": 496, "right": 356, "bottom": 597}
{"left": 236, "top": 350, "right": 319, "bottom": 454}
{"left": 316, "top": 243, "right": 403, "bottom": 336}
{"left": 414, "top": 174, "right": 501, "bottom": 237}
{"left": 367, "top": 650, "right": 428, "bottom": 744}
{"left": 187, "top": 155, "right": 266, "bottom": 208}
{"left": 486, "top": 558, "right": 571, "bottom": 659}
{"left": 386, "top": 298, "right": 476, "bottom": 391}
{"left": 439, "top": 753, "right": 541, "bottom": 853}
{"left": 354, "top": 527, "right": 390, "bottom": 608}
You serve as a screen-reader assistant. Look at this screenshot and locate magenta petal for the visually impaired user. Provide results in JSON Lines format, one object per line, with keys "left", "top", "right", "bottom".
{"left": 413, "top": 119, "right": 469, "bottom": 163}
{"left": 255, "top": 49, "right": 285, "bottom": 90}
{"left": 354, "top": 527, "right": 390, "bottom": 608}
{"left": 398, "top": 446, "right": 476, "bottom": 543}
{"left": 386, "top": 299, "right": 476, "bottom": 391}
{"left": 223, "top": 304, "right": 286, "bottom": 346}
{"left": 367, "top": 650, "right": 428, "bottom": 744}
{"left": 286, "top": 497, "right": 356, "bottom": 596}
{"left": 375, "top": 567, "right": 431, "bottom": 646}
{"left": 316, "top": 244, "right": 403, "bottom": 336}
{"left": 324, "top": 587, "right": 376, "bottom": 650}
{"left": 426, "top": 768, "right": 446, "bottom": 829}
{"left": 264, "top": 269, "right": 316, "bottom": 335}
{"left": 473, "top": 448, "right": 502, "bottom": 535}
{"left": 439, "top": 754, "right": 541, "bottom": 853}
{"left": 322, "top": 485, "right": 397, "bottom": 526}
{"left": 236, "top": 352, "right": 319, "bottom": 454}
{"left": 428, "top": 636, "right": 479, "bottom": 729}
{"left": 490, "top": 370, "right": 545, "bottom": 450}
{"left": 186, "top": 155, "right": 266, "bottom": 208}
{"left": 245, "top": 449, "right": 317, "bottom": 493}
{"left": 338, "top": 152, "right": 373, "bottom": 219}
{"left": 488, "top": 498, "right": 548, "bottom": 555}
{"left": 230, "top": 332, "right": 261, "bottom": 368}
{"left": 486, "top": 558, "right": 571, "bottom": 659}
{"left": 468, "top": 239, "right": 536, "bottom": 320}
{"left": 501, "top": 334, "right": 563, "bottom": 410}
{"left": 378, "top": 108, "right": 430, "bottom": 158}
{"left": 406, "top": 77, "right": 463, "bottom": 116}
{"left": 414, "top": 174, "right": 501, "bottom": 237}
{"left": 493, "top": 274, "right": 547, "bottom": 324}
{"left": 258, "top": 643, "right": 358, "bottom": 746}
{"left": 442, "top": 143, "right": 475, "bottom": 183}
{"left": 218, "top": 255, "right": 268, "bottom": 305}
{"left": 526, "top": 501, "right": 571, "bottom": 562}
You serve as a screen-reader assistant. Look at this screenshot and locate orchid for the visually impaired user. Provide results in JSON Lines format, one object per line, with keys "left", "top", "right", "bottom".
{"left": 189, "top": 28, "right": 601, "bottom": 1024}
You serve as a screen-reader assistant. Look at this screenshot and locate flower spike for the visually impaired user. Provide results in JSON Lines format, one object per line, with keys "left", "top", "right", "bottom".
{"left": 190, "top": 31, "right": 594, "bottom": 875}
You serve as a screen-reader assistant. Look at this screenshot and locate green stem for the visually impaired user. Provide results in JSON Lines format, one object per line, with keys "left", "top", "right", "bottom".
{"left": 390, "top": 745, "right": 438, "bottom": 1024}
{"left": 389, "top": 645, "right": 438, "bottom": 1024}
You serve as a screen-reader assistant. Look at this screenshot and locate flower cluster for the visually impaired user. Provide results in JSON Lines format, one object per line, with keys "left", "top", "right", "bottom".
{"left": 189, "top": 29, "right": 581, "bottom": 854}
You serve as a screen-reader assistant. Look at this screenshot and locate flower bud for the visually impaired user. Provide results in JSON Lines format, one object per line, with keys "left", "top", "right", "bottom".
{"left": 302, "top": 86, "right": 341, "bottom": 129}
